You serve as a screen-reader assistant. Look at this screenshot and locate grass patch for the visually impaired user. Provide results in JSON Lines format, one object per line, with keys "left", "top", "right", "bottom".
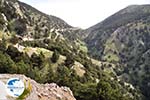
{"left": 17, "top": 88, "right": 30, "bottom": 100}
{"left": 104, "top": 53, "right": 119, "bottom": 62}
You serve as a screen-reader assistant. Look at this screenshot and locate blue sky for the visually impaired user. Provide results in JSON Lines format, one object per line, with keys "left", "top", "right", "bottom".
{"left": 19, "top": 0, "right": 150, "bottom": 28}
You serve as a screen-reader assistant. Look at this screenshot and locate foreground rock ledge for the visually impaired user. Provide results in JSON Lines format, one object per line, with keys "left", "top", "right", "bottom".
{"left": 0, "top": 74, "right": 76, "bottom": 100}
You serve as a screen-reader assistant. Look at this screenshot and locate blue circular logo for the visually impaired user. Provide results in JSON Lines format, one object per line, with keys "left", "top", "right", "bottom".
{"left": 6, "top": 78, "right": 25, "bottom": 97}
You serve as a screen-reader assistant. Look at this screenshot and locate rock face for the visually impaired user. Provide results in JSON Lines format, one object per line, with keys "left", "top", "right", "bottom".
{"left": 0, "top": 74, "right": 76, "bottom": 100}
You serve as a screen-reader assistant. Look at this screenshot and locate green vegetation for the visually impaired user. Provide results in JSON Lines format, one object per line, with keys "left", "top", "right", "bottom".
{"left": 0, "top": 51, "right": 17, "bottom": 73}
{"left": 65, "top": 53, "right": 75, "bottom": 67}
{"left": 17, "top": 88, "right": 30, "bottom": 100}
{"left": 51, "top": 50, "right": 59, "bottom": 63}
{"left": 85, "top": 5, "right": 150, "bottom": 100}
{"left": 0, "top": 36, "right": 138, "bottom": 100}
{"left": 1, "top": 1, "right": 149, "bottom": 99}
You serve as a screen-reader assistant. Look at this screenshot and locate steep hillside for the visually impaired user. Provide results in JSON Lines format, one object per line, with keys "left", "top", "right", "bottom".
{"left": 0, "top": 0, "right": 83, "bottom": 41}
{"left": 85, "top": 4, "right": 150, "bottom": 59}
{"left": 84, "top": 4, "right": 150, "bottom": 100}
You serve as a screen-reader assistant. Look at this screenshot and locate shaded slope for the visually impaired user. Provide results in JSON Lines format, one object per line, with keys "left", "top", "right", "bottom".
{"left": 84, "top": 4, "right": 150, "bottom": 100}
{"left": 84, "top": 4, "right": 150, "bottom": 59}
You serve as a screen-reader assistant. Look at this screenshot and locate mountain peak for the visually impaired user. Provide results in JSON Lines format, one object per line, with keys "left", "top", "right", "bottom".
{"left": 120, "top": 4, "right": 150, "bottom": 14}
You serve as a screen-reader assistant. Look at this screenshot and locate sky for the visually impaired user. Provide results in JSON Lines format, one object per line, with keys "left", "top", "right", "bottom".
{"left": 19, "top": 0, "right": 150, "bottom": 29}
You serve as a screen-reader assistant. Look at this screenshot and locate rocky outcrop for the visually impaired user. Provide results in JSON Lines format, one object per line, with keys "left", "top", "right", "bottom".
{"left": 0, "top": 74, "right": 76, "bottom": 100}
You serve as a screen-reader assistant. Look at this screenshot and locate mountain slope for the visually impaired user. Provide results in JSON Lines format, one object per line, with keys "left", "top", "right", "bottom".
{"left": 84, "top": 4, "right": 150, "bottom": 59}
{"left": 1, "top": 0, "right": 73, "bottom": 37}
{"left": 84, "top": 4, "right": 150, "bottom": 100}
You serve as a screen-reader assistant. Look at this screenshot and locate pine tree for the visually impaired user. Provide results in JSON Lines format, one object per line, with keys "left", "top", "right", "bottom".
{"left": 51, "top": 50, "right": 59, "bottom": 63}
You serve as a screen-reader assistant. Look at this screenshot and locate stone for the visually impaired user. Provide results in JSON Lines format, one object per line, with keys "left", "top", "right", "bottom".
{"left": 0, "top": 74, "right": 76, "bottom": 100}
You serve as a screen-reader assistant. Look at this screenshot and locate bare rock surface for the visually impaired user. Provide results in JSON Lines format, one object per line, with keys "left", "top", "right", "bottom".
{"left": 0, "top": 74, "right": 76, "bottom": 100}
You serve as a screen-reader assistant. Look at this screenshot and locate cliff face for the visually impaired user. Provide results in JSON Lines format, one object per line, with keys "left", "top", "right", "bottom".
{"left": 0, "top": 74, "right": 76, "bottom": 100}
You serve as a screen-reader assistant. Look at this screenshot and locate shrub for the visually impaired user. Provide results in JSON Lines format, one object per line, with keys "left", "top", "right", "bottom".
{"left": 51, "top": 50, "right": 59, "bottom": 63}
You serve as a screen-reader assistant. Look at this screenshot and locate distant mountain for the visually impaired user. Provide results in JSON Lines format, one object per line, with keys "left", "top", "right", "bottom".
{"left": 84, "top": 4, "right": 150, "bottom": 99}
{"left": 84, "top": 5, "right": 150, "bottom": 59}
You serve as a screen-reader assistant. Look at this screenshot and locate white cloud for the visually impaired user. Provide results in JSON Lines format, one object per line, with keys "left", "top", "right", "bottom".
{"left": 19, "top": 0, "right": 150, "bottom": 28}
